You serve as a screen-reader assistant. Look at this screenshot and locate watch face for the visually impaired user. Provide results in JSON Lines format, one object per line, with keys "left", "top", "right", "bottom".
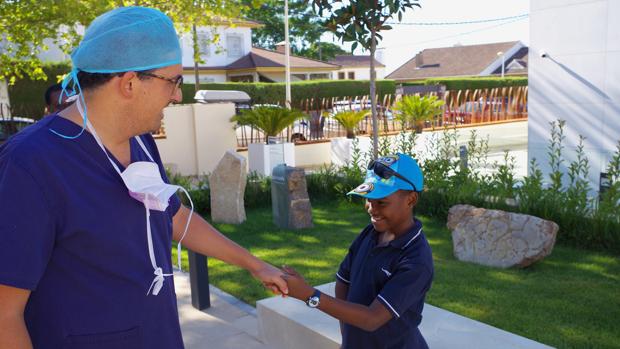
{"left": 308, "top": 296, "right": 320, "bottom": 308}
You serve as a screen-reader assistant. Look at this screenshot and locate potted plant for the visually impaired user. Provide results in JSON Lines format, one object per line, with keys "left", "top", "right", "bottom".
{"left": 393, "top": 94, "right": 445, "bottom": 133}
{"left": 329, "top": 109, "right": 371, "bottom": 166}
{"left": 231, "top": 106, "right": 305, "bottom": 176}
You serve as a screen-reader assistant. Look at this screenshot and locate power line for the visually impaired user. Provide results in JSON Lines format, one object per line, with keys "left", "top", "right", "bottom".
{"left": 386, "top": 13, "right": 528, "bottom": 26}
{"left": 379, "top": 16, "right": 528, "bottom": 50}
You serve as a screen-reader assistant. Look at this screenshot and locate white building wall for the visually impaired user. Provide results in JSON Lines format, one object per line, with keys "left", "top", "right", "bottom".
{"left": 183, "top": 73, "right": 227, "bottom": 84}
{"left": 528, "top": 0, "right": 620, "bottom": 193}
{"left": 333, "top": 67, "right": 386, "bottom": 80}
{"left": 179, "top": 26, "right": 252, "bottom": 68}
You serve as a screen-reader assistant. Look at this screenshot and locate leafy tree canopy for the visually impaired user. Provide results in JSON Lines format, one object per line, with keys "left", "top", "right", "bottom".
{"left": 0, "top": 0, "right": 245, "bottom": 84}
{"left": 242, "top": 0, "right": 325, "bottom": 52}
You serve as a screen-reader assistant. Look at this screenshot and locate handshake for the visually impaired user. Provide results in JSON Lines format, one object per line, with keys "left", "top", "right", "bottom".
{"left": 255, "top": 263, "right": 317, "bottom": 303}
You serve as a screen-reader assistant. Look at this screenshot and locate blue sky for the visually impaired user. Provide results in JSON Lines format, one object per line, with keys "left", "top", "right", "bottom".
{"left": 323, "top": 0, "right": 530, "bottom": 75}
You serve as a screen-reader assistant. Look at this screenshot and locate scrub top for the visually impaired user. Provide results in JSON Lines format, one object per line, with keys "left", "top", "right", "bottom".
{"left": 336, "top": 220, "right": 434, "bottom": 349}
{"left": 0, "top": 115, "right": 183, "bottom": 349}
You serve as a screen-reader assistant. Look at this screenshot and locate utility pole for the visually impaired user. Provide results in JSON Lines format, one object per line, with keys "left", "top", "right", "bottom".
{"left": 284, "top": 0, "right": 292, "bottom": 109}
{"left": 497, "top": 51, "right": 505, "bottom": 78}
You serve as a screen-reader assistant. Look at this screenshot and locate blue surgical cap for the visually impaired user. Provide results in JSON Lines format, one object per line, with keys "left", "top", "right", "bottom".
{"left": 52, "top": 6, "right": 182, "bottom": 139}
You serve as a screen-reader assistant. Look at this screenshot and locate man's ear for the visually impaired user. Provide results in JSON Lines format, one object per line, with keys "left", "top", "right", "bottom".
{"left": 118, "top": 71, "right": 139, "bottom": 98}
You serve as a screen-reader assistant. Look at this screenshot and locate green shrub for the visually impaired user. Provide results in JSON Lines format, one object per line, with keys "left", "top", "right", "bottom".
{"left": 402, "top": 76, "right": 528, "bottom": 90}
{"left": 182, "top": 79, "right": 396, "bottom": 107}
{"left": 8, "top": 61, "right": 72, "bottom": 119}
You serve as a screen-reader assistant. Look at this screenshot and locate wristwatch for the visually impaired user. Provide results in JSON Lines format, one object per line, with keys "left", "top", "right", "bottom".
{"left": 306, "top": 289, "right": 321, "bottom": 308}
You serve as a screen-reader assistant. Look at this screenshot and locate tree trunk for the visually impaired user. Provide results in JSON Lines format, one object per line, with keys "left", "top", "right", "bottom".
{"left": 192, "top": 24, "right": 200, "bottom": 94}
{"left": 370, "top": 29, "right": 378, "bottom": 159}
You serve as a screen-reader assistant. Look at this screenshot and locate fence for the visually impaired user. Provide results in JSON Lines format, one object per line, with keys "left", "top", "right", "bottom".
{"left": 235, "top": 86, "right": 528, "bottom": 148}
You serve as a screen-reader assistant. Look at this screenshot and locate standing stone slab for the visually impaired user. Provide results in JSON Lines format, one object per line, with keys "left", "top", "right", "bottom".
{"left": 209, "top": 151, "right": 247, "bottom": 224}
{"left": 447, "top": 205, "right": 558, "bottom": 268}
{"left": 271, "top": 165, "right": 313, "bottom": 229}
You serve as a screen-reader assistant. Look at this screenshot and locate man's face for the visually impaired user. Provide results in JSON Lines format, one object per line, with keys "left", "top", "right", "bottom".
{"left": 47, "top": 90, "right": 71, "bottom": 114}
{"left": 135, "top": 64, "right": 183, "bottom": 133}
{"left": 365, "top": 191, "right": 417, "bottom": 235}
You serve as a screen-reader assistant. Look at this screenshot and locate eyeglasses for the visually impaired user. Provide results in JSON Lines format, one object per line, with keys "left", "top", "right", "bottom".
{"left": 138, "top": 72, "right": 183, "bottom": 91}
{"left": 368, "top": 160, "right": 418, "bottom": 191}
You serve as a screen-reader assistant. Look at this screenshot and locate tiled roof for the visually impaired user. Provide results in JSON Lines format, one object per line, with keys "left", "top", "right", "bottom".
{"left": 328, "top": 55, "right": 385, "bottom": 68}
{"left": 226, "top": 47, "right": 341, "bottom": 70}
{"left": 387, "top": 41, "right": 523, "bottom": 81}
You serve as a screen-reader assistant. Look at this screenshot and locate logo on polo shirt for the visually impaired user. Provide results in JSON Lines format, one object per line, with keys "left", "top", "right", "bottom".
{"left": 381, "top": 267, "right": 392, "bottom": 277}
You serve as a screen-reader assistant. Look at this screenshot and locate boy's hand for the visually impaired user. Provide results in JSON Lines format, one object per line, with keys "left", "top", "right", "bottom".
{"left": 251, "top": 262, "right": 289, "bottom": 296}
{"left": 281, "top": 265, "right": 314, "bottom": 301}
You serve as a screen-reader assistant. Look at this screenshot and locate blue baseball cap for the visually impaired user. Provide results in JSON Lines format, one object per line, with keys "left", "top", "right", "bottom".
{"left": 348, "top": 153, "right": 424, "bottom": 199}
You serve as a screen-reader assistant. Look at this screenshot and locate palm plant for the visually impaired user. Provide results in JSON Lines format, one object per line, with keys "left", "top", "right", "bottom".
{"left": 393, "top": 94, "right": 445, "bottom": 133}
{"left": 231, "top": 106, "right": 305, "bottom": 144}
{"left": 330, "top": 109, "right": 370, "bottom": 139}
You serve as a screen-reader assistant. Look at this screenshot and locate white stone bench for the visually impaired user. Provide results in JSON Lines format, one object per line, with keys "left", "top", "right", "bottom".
{"left": 257, "top": 282, "right": 554, "bottom": 349}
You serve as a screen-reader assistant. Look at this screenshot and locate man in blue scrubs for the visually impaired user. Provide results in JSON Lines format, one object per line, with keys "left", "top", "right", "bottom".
{"left": 0, "top": 7, "right": 287, "bottom": 349}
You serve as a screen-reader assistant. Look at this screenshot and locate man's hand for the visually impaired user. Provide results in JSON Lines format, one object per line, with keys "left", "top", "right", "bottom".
{"left": 251, "top": 262, "right": 289, "bottom": 296}
{"left": 281, "top": 265, "right": 314, "bottom": 301}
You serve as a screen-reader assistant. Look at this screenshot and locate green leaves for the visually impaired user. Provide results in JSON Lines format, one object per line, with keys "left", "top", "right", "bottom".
{"left": 393, "top": 94, "right": 445, "bottom": 130}
{"left": 1, "top": 0, "right": 247, "bottom": 83}
{"left": 230, "top": 106, "right": 306, "bottom": 143}
{"left": 330, "top": 109, "right": 369, "bottom": 138}
{"left": 308, "top": 0, "right": 420, "bottom": 51}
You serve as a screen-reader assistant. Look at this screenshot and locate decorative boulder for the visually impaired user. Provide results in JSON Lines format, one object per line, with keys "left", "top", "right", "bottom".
{"left": 271, "top": 165, "right": 313, "bottom": 229}
{"left": 209, "top": 150, "right": 247, "bottom": 224}
{"left": 447, "top": 205, "right": 558, "bottom": 268}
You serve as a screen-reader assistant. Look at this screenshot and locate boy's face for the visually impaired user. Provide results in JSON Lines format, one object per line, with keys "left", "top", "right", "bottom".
{"left": 365, "top": 190, "right": 418, "bottom": 235}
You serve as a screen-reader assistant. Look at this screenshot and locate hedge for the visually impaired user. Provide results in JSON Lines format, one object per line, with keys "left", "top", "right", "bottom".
{"left": 182, "top": 79, "right": 396, "bottom": 108}
{"left": 402, "top": 76, "right": 528, "bottom": 90}
{"left": 8, "top": 62, "right": 72, "bottom": 119}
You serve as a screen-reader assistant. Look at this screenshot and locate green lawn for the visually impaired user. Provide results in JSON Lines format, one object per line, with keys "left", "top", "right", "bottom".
{"left": 172, "top": 201, "right": 620, "bottom": 349}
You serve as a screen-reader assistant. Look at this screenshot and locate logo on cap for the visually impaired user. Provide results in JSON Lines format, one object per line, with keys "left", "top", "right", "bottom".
{"left": 353, "top": 182, "right": 374, "bottom": 195}
{"left": 377, "top": 155, "right": 399, "bottom": 167}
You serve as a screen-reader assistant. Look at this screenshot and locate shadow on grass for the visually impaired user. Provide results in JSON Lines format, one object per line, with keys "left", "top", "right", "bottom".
{"left": 173, "top": 200, "right": 620, "bottom": 349}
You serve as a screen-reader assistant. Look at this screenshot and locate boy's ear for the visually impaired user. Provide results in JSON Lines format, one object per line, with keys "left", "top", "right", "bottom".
{"left": 408, "top": 191, "right": 419, "bottom": 208}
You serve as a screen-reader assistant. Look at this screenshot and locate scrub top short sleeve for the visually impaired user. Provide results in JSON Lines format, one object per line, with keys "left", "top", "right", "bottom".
{"left": 0, "top": 158, "right": 56, "bottom": 290}
{"left": 377, "top": 263, "right": 433, "bottom": 318}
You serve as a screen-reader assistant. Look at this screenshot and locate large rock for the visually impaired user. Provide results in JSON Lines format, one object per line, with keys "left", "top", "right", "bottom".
{"left": 447, "top": 205, "right": 558, "bottom": 268}
{"left": 271, "top": 165, "right": 313, "bottom": 229}
{"left": 209, "top": 151, "right": 247, "bottom": 224}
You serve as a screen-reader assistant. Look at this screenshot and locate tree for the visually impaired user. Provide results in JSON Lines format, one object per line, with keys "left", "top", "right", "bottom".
{"left": 230, "top": 106, "right": 305, "bottom": 144}
{"left": 242, "top": 0, "right": 324, "bottom": 53}
{"left": 330, "top": 109, "right": 369, "bottom": 139}
{"left": 309, "top": 0, "right": 421, "bottom": 158}
{"left": 393, "top": 94, "right": 445, "bottom": 133}
{"left": 297, "top": 42, "right": 347, "bottom": 61}
{"left": 0, "top": 0, "right": 247, "bottom": 88}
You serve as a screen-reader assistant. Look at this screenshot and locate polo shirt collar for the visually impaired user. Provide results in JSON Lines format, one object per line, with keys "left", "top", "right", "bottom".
{"left": 388, "top": 219, "right": 423, "bottom": 250}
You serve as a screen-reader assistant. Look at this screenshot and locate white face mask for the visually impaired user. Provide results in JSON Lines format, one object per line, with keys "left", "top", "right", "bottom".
{"left": 78, "top": 98, "right": 193, "bottom": 296}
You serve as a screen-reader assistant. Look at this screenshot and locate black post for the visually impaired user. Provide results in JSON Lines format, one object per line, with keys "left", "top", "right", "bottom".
{"left": 188, "top": 250, "right": 211, "bottom": 310}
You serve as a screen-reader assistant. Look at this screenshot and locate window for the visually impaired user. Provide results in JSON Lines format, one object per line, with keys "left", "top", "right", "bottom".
{"left": 348, "top": 72, "right": 355, "bottom": 80}
{"left": 338, "top": 72, "right": 345, "bottom": 80}
{"left": 197, "top": 32, "right": 210, "bottom": 57}
{"left": 227, "top": 34, "right": 243, "bottom": 57}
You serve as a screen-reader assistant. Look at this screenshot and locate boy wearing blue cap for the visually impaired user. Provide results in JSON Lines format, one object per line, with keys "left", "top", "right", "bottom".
{"left": 0, "top": 6, "right": 287, "bottom": 349}
{"left": 283, "top": 153, "right": 434, "bottom": 349}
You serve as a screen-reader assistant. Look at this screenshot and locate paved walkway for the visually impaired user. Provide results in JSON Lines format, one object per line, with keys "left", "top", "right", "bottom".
{"left": 175, "top": 271, "right": 271, "bottom": 349}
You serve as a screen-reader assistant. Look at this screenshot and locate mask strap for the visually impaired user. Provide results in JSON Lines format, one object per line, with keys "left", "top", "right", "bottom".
{"left": 144, "top": 205, "right": 173, "bottom": 296}
{"left": 134, "top": 135, "right": 155, "bottom": 162}
{"left": 82, "top": 103, "right": 123, "bottom": 176}
{"left": 49, "top": 68, "right": 88, "bottom": 139}
{"left": 175, "top": 187, "right": 194, "bottom": 271}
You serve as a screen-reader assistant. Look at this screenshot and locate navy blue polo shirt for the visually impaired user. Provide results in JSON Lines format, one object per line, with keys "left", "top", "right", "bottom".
{"left": 336, "top": 219, "right": 434, "bottom": 349}
{"left": 0, "top": 115, "right": 183, "bottom": 348}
